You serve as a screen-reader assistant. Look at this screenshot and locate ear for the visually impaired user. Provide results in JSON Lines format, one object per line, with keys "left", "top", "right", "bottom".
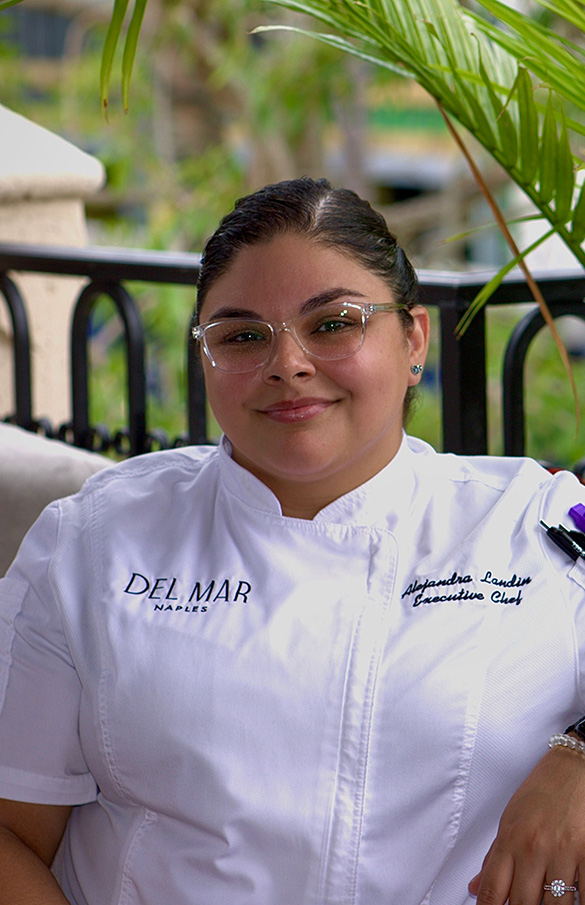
{"left": 407, "top": 306, "right": 431, "bottom": 386}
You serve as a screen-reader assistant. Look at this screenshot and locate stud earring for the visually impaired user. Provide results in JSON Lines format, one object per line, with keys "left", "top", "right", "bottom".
{"left": 411, "top": 364, "right": 424, "bottom": 376}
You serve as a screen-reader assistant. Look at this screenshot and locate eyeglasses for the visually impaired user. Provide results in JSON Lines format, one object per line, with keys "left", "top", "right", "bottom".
{"left": 192, "top": 301, "right": 404, "bottom": 373}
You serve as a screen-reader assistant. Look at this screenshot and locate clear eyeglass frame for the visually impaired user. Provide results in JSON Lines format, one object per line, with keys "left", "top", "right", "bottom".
{"left": 191, "top": 301, "right": 405, "bottom": 373}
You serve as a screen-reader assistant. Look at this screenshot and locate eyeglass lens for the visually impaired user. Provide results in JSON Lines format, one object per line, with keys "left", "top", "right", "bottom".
{"left": 203, "top": 303, "right": 365, "bottom": 371}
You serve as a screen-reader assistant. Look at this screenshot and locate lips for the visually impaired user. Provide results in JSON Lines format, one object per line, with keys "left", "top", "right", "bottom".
{"left": 259, "top": 397, "right": 336, "bottom": 423}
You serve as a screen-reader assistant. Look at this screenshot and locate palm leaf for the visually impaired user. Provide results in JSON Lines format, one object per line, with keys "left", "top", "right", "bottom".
{"left": 121, "top": 0, "right": 148, "bottom": 112}
{"left": 571, "top": 178, "right": 585, "bottom": 243}
{"left": 100, "top": 0, "right": 131, "bottom": 114}
{"left": 469, "top": 0, "right": 585, "bottom": 114}
{"left": 456, "top": 229, "right": 555, "bottom": 337}
{"left": 555, "top": 108, "right": 575, "bottom": 223}
{"left": 478, "top": 54, "right": 517, "bottom": 167}
{"left": 441, "top": 214, "right": 548, "bottom": 249}
{"left": 539, "top": 94, "right": 558, "bottom": 206}
{"left": 536, "top": 0, "right": 585, "bottom": 34}
{"left": 264, "top": 0, "right": 585, "bottom": 277}
{"left": 517, "top": 67, "right": 539, "bottom": 184}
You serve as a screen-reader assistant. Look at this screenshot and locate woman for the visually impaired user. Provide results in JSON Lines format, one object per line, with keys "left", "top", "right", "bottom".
{"left": 0, "top": 176, "right": 585, "bottom": 905}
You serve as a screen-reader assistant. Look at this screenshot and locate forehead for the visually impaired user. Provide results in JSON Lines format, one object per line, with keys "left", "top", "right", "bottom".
{"left": 200, "top": 233, "right": 393, "bottom": 320}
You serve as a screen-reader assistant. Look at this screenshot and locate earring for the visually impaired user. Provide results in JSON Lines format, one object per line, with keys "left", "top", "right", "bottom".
{"left": 411, "top": 364, "right": 424, "bottom": 376}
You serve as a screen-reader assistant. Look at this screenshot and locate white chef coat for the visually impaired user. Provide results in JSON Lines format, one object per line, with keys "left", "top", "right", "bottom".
{"left": 1, "top": 434, "right": 585, "bottom": 905}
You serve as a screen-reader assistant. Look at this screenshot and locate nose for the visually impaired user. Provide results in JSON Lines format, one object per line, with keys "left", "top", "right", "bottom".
{"left": 262, "top": 326, "right": 316, "bottom": 382}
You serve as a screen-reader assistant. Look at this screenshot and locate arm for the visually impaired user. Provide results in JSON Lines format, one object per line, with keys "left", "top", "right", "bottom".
{"left": 469, "top": 745, "right": 585, "bottom": 904}
{"left": 0, "top": 799, "right": 72, "bottom": 904}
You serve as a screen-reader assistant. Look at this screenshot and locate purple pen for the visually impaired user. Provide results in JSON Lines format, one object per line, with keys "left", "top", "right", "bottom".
{"left": 570, "top": 503, "right": 585, "bottom": 533}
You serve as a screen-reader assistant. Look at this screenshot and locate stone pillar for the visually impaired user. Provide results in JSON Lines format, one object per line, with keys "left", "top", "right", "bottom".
{"left": 0, "top": 104, "right": 105, "bottom": 426}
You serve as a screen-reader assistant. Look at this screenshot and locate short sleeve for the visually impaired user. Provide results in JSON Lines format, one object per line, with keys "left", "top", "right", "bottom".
{"left": 0, "top": 504, "right": 97, "bottom": 805}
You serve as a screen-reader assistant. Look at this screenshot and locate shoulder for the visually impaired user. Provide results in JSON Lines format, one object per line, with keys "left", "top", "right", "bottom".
{"left": 46, "top": 444, "right": 222, "bottom": 542}
{"left": 4, "top": 445, "right": 222, "bottom": 591}
{"left": 8, "top": 445, "right": 221, "bottom": 574}
{"left": 404, "top": 435, "right": 585, "bottom": 536}
{"left": 75, "top": 444, "right": 220, "bottom": 498}
{"left": 403, "top": 439, "right": 585, "bottom": 582}
{"left": 406, "top": 434, "right": 554, "bottom": 493}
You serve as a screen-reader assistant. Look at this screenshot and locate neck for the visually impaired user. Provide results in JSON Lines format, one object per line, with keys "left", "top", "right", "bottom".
{"left": 242, "top": 460, "right": 387, "bottom": 520}
{"left": 228, "top": 434, "right": 403, "bottom": 520}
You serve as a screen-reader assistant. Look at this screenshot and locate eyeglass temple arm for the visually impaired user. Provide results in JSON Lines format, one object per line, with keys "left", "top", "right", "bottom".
{"left": 365, "top": 302, "right": 407, "bottom": 315}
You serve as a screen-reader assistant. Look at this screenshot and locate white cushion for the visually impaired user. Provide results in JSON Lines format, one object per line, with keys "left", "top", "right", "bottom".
{"left": 0, "top": 423, "right": 110, "bottom": 575}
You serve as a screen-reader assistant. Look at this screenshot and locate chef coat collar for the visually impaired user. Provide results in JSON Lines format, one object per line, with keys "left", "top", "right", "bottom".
{"left": 218, "top": 433, "right": 419, "bottom": 528}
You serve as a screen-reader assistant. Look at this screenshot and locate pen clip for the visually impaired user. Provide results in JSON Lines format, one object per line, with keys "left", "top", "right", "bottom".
{"left": 541, "top": 520, "right": 585, "bottom": 563}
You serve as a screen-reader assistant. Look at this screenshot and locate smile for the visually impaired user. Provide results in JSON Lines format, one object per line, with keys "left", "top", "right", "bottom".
{"left": 259, "top": 398, "right": 336, "bottom": 424}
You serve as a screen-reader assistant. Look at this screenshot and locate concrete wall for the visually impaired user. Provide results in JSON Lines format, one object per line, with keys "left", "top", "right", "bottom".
{"left": 0, "top": 104, "right": 105, "bottom": 426}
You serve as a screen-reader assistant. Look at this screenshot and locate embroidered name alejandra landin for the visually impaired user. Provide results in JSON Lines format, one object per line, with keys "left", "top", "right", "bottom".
{"left": 401, "top": 570, "right": 532, "bottom": 608}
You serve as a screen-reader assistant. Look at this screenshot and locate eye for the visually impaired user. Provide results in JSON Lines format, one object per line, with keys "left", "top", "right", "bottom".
{"left": 311, "top": 308, "right": 362, "bottom": 335}
{"left": 224, "top": 328, "right": 267, "bottom": 344}
{"left": 315, "top": 319, "right": 351, "bottom": 334}
{"left": 213, "top": 321, "right": 271, "bottom": 345}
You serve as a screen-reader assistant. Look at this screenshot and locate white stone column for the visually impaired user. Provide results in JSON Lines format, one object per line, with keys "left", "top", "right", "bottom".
{"left": 0, "top": 104, "right": 105, "bottom": 427}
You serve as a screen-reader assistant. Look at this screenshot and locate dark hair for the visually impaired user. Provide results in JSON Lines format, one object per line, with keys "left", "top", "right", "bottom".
{"left": 197, "top": 177, "right": 418, "bottom": 317}
{"left": 196, "top": 176, "right": 421, "bottom": 420}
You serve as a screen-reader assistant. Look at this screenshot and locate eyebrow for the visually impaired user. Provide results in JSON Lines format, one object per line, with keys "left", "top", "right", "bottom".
{"left": 208, "top": 288, "right": 367, "bottom": 321}
{"left": 300, "top": 288, "right": 367, "bottom": 313}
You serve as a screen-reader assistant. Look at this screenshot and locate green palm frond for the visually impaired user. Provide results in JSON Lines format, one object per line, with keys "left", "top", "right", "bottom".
{"left": 258, "top": 0, "right": 585, "bottom": 285}
{"left": 469, "top": 0, "right": 585, "bottom": 113}
{"left": 99, "top": 0, "right": 147, "bottom": 115}
{"left": 100, "top": 0, "right": 131, "bottom": 115}
{"left": 456, "top": 228, "right": 556, "bottom": 337}
{"left": 121, "top": 0, "right": 147, "bottom": 112}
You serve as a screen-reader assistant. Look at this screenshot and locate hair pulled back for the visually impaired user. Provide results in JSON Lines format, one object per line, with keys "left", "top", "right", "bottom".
{"left": 196, "top": 177, "right": 418, "bottom": 332}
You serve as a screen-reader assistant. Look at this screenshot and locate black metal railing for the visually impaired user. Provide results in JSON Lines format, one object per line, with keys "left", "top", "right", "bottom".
{"left": 1, "top": 241, "right": 584, "bottom": 458}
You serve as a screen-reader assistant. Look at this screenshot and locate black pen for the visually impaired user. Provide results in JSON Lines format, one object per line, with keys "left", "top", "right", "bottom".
{"left": 540, "top": 520, "right": 585, "bottom": 562}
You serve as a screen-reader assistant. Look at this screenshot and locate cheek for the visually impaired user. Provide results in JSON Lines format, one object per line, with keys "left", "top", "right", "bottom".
{"left": 203, "top": 367, "right": 254, "bottom": 426}
{"left": 203, "top": 368, "right": 233, "bottom": 418}
{"left": 338, "top": 342, "right": 408, "bottom": 394}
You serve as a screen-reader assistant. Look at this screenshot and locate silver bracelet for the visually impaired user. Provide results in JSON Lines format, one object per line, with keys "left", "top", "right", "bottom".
{"left": 549, "top": 732, "right": 585, "bottom": 759}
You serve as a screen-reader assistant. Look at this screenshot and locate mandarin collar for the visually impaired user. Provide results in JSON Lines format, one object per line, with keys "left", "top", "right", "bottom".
{"left": 218, "top": 433, "right": 419, "bottom": 529}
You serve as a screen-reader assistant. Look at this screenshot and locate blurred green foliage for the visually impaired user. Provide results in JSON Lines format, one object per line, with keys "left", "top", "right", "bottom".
{"left": 1, "top": 2, "right": 584, "bottom": 467}
{"left": 488, "top": 310, "right": 585, "bottom": 467}
{"left": 0, "top": 0, "right": 361, "bottom": 449}
{"left": 407, "top": 306, "right": 585, "bottom": 468}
